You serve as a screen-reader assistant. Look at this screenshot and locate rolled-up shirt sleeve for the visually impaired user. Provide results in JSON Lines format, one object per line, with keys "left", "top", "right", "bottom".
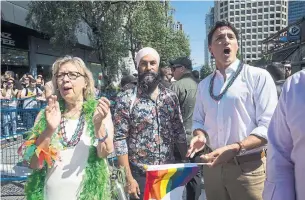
{"left": 251, "top": 70, "right": 278, "bottom": 140}
{"left": 263, "top": 82, "right": 295, "bottom": 200}
{"left": 113, "top": 93, "right": 129, "bottom": 156}
{"left": 192, "top": 82, "right": 206, "bottom": 132}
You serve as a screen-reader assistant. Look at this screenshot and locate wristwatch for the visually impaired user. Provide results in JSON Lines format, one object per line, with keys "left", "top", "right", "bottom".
{"left": 236, "top": 141, "right": 246, "bottom": 155}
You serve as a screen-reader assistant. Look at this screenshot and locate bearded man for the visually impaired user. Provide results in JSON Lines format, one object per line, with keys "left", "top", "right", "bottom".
{"left": 113, "top": 47, "right": 188, "bottom": 200}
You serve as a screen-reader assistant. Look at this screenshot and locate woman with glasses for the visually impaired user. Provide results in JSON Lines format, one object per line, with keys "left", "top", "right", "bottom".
{"left": 1, "top": 77, "right": 18, "bottom": 138}
{"left": 19, "top": 56, "right": 114, "bottom": 200}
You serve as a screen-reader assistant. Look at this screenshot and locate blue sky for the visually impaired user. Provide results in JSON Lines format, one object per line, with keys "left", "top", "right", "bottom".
{"left": 170, "top": 1, "right": 214, "bottom": 69}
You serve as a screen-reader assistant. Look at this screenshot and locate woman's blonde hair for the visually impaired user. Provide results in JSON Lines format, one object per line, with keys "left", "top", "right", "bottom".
{"left": 52, "top": 55, "right": 95, "bottom": 100}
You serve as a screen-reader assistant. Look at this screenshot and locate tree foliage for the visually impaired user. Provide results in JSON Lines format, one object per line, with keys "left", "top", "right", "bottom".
{"left": 200, "top": 65, "right": 213, "bottom": 80}
{"left": 26, "top": 1, "right": 191, "bottom": 81}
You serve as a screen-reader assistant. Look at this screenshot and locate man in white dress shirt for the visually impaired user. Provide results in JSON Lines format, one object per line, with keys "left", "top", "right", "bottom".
{"left": 263, "top": 69, "right": 305, "bottom": 200}
{"left": 186, "top": 20, "right": 278, "bottom": 200}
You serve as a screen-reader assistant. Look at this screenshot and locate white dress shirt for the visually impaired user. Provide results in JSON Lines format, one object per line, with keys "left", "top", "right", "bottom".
{"left": 263, "top": 70, "right": 305, "bottom": 200}
{"left": 192, "top": 59, "right": 278, "bottom": 154}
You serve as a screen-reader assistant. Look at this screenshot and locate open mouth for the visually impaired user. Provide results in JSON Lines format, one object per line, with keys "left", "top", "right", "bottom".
{"left": 224, "top": 48, "right": 231, "bottom": 55}
{"left": 63, "top": 86, "right": 72, "bottom": 91}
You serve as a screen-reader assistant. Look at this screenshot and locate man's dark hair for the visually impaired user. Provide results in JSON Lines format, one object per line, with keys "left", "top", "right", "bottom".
{"left": 208, "top": 20, "right": 239, "bottom": 45}
{"left": 266, "top": 62, "right": 285, "bottom": 81}
{"left": 192, "top": 70, "right": 200, "bottom": 79}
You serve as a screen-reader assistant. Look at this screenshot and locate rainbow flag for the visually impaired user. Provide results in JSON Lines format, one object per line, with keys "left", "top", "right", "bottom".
{"left": 144, "top": 163, "right": 200, "bottom": 200}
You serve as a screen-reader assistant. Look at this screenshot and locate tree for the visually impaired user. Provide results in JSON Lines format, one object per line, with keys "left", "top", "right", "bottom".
{"left": 26, "top": 1, "right": 129, "bottom": 80}
{"left": 123, "top": 1, "right": 190, "bottom": 68}
{"left": 26, "top": 1, "right": 191, "bottom": 81}
{"left": 200, "top": 65, "right": 213, "bottom": 80}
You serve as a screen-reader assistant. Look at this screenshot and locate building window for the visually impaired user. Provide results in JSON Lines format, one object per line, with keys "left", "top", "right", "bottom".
{"left": 264, "top": 1, "right": 269, "bottom": 6}
{"left": 247, "top": 10, "right": 251, "bottom": 14}
{"left": 270, "top": 7, "right": 275, "bottom": 12}
{"left": 247, "top": 48, "right": 251, "bottom": 52}
{"left": 247, "top": 16, "right": 251, "bottom": 20}
{"left": 276, "top": 13, "right": 281, "bottom": 18}
{"left": 253, "top": 16, "right": 257, "bottom": 20}
{"left": 253, "top": 22, "right": 257, "bottom": 26}
{"left": 247, "top": 54, "right": 251, "bottom": 58}
{"left": 258, "top": 28, "right": 263, "bottom": 32}
{"left": 230, "top": 17, "right": 234, "bottom": 22}
{"left": 252, "top": 47, "right": 257, "bottom": 51}
{"left": 221, "top": 14, "right": 224, "bottom": 19}
{"left": 252, "top": 2, "right": 257, "bottom": 7}
{"left": 235, "top": 17, "right": 240, "bottom": 21}
{"left": 235, "top": 11, "right": 240, "bottom": 15}
{"left": 241, "top": 17, "right": 245, "bottom": 21}
{"left": 258, "top": 15, "right": 263, "bottom": 20}
{"left": 264, "top": 27, "right": 268, "bottom": 32}
{"left": 264, "top": 8, "right": 268, "bottom": 12}
{"left": 270, "top": 20, "right": 275, "bottom": 25}
{"left": 252, "top": 28, "right": 257, "bottom": 32}
{"left": 235, "top": 23, "right": 240, "bottom": 28}
{"left": 258, "top": 22, "right": 262, "bottom": 26}
{"left": 264, "top": 34, "right": 268, "bottom": 38}
{"left": 258, "top": 2, "right": 263, "bottom": 6}
{"left": 252, "top": 54, "right": 257, "bottom": 58}
{"left": 221, "top": 8, "right": 223, "bottom": 12}
{"left": 225, "top": 13, "right": 228, "bottom": 18}
{"left": 264, "top": 21, "right": 268, "bottom": 25}
{"left": 270, "top": 1, "right": 275, "bottom": 5}
{"left": 258, "top": 34, "right": 262, "bottom": 39}
{"left": 276, "top": 26, "right": 281, "bottom": 31}
{"left": 252, "top": 35, "right": 257, "bottom": 39}
{"left": 241, "top": 4, "right": 245, "bottom": 8}
{"left": 276, "top": 6, "right": 281, "bottom": 11}
{"left": 230, "top": 5, "right": 234, "bottom": 9}
{"left": 220, "top": 2, "right": 223, "bottom": 7}
{"left": 270, "top": 27, "right": 274, "bottom": 31}
{"left": 247, "top": 3, "right": 251, "bottom": 8}
{"left": 241, "top": 10, "right": 245, "bottom": 15}
{"left": 247, "top": 35, "right": 251, "bottom": 39}
{"left": 258, "top": 8, "right": 263, "bottom": 13}
{"left": 276, "top": 0, "right": 281, "bottom": 5}
{"left": 247, "top": 29, "right": 251, "bottom": 33}
{"left": 224, "top": 6, "right": 228, "bottom": 11}
{"left": 230, "top": 11, "right": 234, "bottom": 16}
{"left": 225, "top": 1, "right": 228, "bottom": 5}
{"left": 252, "top": 41, "right": 256, "bottom": 45}
{"left": 253, "top": 9, "right": 257, "bottom": 13}
{"left": 247, "top": 41, "right": 251, "bottom": 45}
{"left": 236, "top": 4, "right": 240, "bottom": 9}
{"left": 270, "top": 14, "right": 274, "bottom": 18}
{"left": 282, "top": 14, "right": 286, "bottom": 19}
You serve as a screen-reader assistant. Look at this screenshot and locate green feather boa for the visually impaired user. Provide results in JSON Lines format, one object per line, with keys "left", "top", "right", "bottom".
{"left": 24, "top": 98, "right": 111, "bottom": 200}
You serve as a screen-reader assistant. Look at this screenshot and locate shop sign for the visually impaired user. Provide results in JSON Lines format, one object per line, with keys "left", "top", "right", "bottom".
{"left": 288, "top": 25, "right": 301, "bottom": 41}
{"left": 1, "top": 29, "right": 28, "bottom": 50}
{"left": 1, "top": 32, "right": 15, "bottom": 46}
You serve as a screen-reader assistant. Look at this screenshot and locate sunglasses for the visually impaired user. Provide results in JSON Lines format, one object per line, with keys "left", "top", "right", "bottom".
{"left": 171, "top": 65, "right": 183, "bottom": 72}
{"left": 7, "top": 82, "right": 13, "bottom": 85}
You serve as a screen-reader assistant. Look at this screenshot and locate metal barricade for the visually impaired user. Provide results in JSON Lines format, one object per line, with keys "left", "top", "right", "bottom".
{"left": 1, "top": 98, "right": 46, "bottom": 182}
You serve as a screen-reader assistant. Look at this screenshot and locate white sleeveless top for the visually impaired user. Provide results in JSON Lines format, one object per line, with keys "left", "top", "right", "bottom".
{"left": 44, "top": 119, "right": 91, "bottom": 200}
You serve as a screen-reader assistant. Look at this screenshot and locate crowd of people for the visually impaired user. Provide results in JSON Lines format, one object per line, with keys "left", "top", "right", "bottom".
{"left": 1, "top": 19, "right": 303, "bottom": 200}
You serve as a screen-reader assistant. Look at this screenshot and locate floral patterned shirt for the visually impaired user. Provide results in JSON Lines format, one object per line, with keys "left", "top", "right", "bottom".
{"left": 113, "top": 84, "right": 186, "bottom": 168}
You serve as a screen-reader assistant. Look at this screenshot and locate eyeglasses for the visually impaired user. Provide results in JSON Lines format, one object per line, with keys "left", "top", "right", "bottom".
{"left": 56, "top": 72, "right": 84, "bottom": 81}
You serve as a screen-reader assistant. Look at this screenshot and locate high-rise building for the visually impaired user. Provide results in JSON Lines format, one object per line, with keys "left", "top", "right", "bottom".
{"left": 205, "top": 7, "right": 215, "bottom": 68}
{"left": 214, "top": 0, "right": 288, "bottom": 64}
{"left": 288, "top": 1, "right": 305, "bottom": 24}
{"left": 172, "top": 21, "right": 183, "bottom": 31}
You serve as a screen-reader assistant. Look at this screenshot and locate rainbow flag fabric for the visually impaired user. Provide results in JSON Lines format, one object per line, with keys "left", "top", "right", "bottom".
{"left": 144, "top": 163, "right": 200, "bottom": 200}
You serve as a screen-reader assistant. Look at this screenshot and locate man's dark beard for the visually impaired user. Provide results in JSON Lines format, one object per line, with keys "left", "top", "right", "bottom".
{"left": 138, "top": 71, "right": 161, "bottom": 94}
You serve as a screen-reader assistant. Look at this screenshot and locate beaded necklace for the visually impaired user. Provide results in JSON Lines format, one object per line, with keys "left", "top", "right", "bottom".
{"left": 59, "top": 112, "right": 85, "bottom": 148}
{"left": 209, "top": 62, "right": 244, "bottom": 101}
